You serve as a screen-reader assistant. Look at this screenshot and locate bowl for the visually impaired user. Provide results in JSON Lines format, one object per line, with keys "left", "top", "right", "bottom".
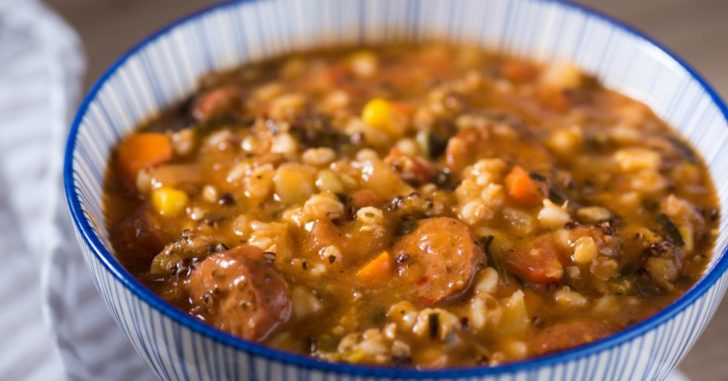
{"left": 64, "top": 0, "right": 728, "bottom": 379}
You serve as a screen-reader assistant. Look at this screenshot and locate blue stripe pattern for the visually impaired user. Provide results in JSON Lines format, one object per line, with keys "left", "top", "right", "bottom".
{"left": 63, "top": 0, "right": 728, "bottom": 380}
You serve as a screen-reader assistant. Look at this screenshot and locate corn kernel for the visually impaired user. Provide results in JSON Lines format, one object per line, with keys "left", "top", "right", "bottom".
{"left": 614, "top": 148, "right": 661, "bottom": 172}
{"left": 362, "top": 98, "right": 406, "bottom": 137}
{"left": 572, "top": 236, "right": 598, "bottom": 264}
{"left": 363, "top": 98, "right": 393, "bottom": 128}
{"left": 348, "top": 50, "right": 378, "bottom": 78}
{"left": 554, "top": 286, "right": 588, "bottom": 308}
{"left": 151, "top": 187, "right": 189, "bottom": 217}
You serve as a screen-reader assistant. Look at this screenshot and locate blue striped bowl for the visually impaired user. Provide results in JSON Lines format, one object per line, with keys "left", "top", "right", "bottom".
{"left": 64, "top": 0, "right": 728, "bottom": 379}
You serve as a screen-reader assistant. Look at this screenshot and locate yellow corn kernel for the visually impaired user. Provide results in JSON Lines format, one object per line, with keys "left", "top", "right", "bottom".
{"left": 363, "top": 98, "right": 393, "bottom": 128}
{"left": 614, "top": 148, "right": 661, "bottom": 172}
{"left": 348, "top": 50, "right": 378, "bottom": 78}
{"left": 572, "top": 236, "right": 598, "bottom": 264}
{"left": 151, "top": 187, "right": 189, "bottom": 217}
{"left": 362, "top": 98, "right": 406, "bottom": 137}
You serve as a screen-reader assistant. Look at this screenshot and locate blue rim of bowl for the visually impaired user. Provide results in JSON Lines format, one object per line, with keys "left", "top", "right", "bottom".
{"left": 64, "top": 0, "right": 728, "bottom": 378}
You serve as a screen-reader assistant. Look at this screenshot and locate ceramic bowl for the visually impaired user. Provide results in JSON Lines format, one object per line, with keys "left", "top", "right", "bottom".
{"left": 64, "top": 0, "right": 728, "bottom": 379}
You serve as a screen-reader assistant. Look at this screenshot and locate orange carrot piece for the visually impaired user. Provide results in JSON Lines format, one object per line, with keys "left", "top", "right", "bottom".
{"left": 117, "top": 132, "right": 173, "bottom": 182}
{"left": 355, "top": 251, "right": 392, "bottom": 284}
{"left": 505, "top": 166, "right": 545, "bottom": 205}
{"left": 502, "top": 61, "right": 537, "bottom": 83}
{"left": 391, "top": 101, "right": 413, "bottom": 116}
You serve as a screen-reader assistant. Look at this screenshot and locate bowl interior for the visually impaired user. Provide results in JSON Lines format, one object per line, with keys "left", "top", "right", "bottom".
{"left": 65, "top": 0, "right": 728, "bottom": 376}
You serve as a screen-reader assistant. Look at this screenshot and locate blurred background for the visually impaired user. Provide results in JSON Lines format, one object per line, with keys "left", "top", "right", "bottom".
{"left": 38, "top": 0, "right": 728, "bottom": 379}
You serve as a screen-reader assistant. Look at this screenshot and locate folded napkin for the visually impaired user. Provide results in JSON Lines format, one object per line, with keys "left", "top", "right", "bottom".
{"left": 0, "top": 0, "right": 154, "bottom": 379}
{"left": 0, "top": 1, "right": 79, "bottom": 379}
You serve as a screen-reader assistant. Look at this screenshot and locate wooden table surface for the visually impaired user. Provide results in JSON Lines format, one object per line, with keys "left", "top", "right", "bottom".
{"left": 45, "top": 0, "right": 727, "bottom": 379}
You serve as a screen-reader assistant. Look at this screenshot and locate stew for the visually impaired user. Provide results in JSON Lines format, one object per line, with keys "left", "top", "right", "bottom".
{"left": 105, "top": 44, "right": 719, "bottom": 368}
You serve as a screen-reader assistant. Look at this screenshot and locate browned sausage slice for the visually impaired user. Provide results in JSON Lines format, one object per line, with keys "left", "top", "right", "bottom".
{"left": 110, "top": 205, "right": 165, "bottom": 268}
{"left": 191, "top": 86, "right": 239, "bottom": 122}
{"left": 530, "top": 320, "right": 611, "bottom": 356}
{"left": 392, "top": 217, "right": 485, "bottom": 306}
{"left": 384, "top": 147, "right": 434, "bottom": 185}
{"left": 505, "top": 235, "right": 565, "bottom": 285}
{"left": 188, "top": 245, "right": 291, "bottom": 341}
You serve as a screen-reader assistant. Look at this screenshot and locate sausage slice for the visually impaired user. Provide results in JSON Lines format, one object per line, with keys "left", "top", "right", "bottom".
{"left": 188, "top": 245, "right": 291, "bottom": 341}
{"left": 191, "top": 86, "right": 239, "bottom": 122}
{"left": 530, "top": 320, "right": 611, "bottom": 356}
{"left": 392, "top": 217, "right": 484, "bottom": 306}
{"left": 110, "top": 205, "right": 165, "bottom": 268}
{"left": 505, "top": 235, "right": 565, "bottom": 285}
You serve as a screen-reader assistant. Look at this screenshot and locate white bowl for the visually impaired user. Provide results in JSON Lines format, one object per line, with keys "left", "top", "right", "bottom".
{"left": 64, "top": 0, "right": 728, "bottom": 379}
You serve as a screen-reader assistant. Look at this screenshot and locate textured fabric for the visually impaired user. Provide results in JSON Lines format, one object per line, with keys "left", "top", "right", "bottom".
{"left": 0, "top": 0, "right": 81, "bottom": 379}
{"left": 0, "top": 0, "right": 154, "bottom": 379}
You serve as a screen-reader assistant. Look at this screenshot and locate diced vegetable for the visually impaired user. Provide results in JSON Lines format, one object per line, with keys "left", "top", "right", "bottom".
{"left": 496, "top": 290, "right": 530, "bottom": 338}
{"left": 151, "top": 187, "right": 189, "bottom": 217}
{"left": 572, "top": 236, "right": 598, "bottom": 264}
{"left": 362, "top": 98, "right": 407, "bottom": 137}
{"left": 117, "top": 132, "right": 173, "bottom": 182}
{"left": 356, "top": 251, "right": 392, "bottom": 284}
{"left": 505, "top": 166, "right": 545, "bottom": 205}
{"left": 502, "top": 61, "right": 537, "bottom": 83}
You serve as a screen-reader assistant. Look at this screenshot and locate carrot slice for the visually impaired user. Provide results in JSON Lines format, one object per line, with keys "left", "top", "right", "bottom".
{"left": 505, "top": 166, "right": 545, "bottom": 205}
{"left": 391, "top": 101, "right": 413, "bottom": 116}
{"left": 355, "top": 251, "right": 392, "bottom": 284}
{"left": 502, "top": 61, "right": 537, "bottom": 83}
{"left": 117, "top": 132, "right": 173, "bottom": 182}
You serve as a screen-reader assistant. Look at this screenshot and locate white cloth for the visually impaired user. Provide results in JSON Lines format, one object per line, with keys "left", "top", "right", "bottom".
{"left": 0, "top": 0, "right": 153, "bottom": 379}
{"left": 0, "top": 0, "right": 80, "bottom": 379}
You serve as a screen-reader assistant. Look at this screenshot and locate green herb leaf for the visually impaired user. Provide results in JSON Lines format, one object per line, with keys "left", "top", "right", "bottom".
{"left": 657, "top": 213, "right": 684, "bottom": 247}
{"left": 481, "top": 235, "right": 510, "bottom": 285}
